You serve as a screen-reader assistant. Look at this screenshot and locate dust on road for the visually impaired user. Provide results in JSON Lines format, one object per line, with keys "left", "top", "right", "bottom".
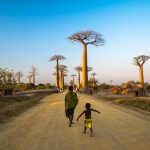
{"left": 0, "top": 92, "right": 150, "bottom": 150}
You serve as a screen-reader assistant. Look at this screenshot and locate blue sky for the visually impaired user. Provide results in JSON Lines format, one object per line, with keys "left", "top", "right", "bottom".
{"left": 0, "top": 0, "right": 150, "bottom": 85}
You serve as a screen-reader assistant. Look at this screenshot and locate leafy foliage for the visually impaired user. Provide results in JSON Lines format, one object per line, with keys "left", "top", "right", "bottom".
{"left": 0, "top": 68, "right": 16, "bottom": 95}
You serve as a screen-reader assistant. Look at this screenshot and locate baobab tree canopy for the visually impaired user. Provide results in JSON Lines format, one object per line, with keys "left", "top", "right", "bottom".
{"left": 87, "top": 67, "right": 93, "bottom": 72}
{"left": 67, "top": 30, "right": 105, "bottom": 46}
{"left": 75, "top": 66, "right": 82, "bottom": 72}
{"left": 50, "top": 55, "right": 66, "bottom": 61}
{"left": 59, "top": 65, "right": 67, "bottom": 71}
{"left": 91, "top": 72, "right": 97, "bottom": 77}
{"left": 49, "top": 55, "right": 66, "bottom": 89}
{"left": 133, "top": 55, "right": 150, "bottom": 66}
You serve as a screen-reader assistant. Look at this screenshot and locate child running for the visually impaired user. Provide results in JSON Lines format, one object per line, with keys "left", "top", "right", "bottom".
{"left": 77, "top": 103, "right": 100, "bottom": 137}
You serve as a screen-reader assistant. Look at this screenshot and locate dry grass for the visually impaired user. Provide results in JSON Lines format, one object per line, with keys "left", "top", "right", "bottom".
{"left": 94, "top": 93, "right": 150, "bottom": 112}
{"left": 0, "top": 94, "right": 49, "bottom": 124}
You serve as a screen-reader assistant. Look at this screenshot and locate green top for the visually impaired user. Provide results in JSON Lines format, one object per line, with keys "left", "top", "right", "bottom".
{"left": 65, "top": 91, "right": 79, "bottom": 110}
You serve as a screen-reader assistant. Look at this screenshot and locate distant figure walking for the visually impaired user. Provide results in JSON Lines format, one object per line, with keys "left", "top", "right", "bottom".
{"left": 77, "top": 103, "right": 100, "bottom": 137}
{"left": 65, "top": 86, "right": 79, "bottom": 127}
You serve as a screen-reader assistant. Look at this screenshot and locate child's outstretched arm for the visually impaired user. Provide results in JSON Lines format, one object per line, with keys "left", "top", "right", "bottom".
{"left": 77, "top": 111, "right": 85, "bottom": 121}
{"left": 91, "top": 108, "right": 100, "bottom": 114}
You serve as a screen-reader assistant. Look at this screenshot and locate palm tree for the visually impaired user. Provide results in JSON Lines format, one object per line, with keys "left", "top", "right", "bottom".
{"left": 133, "top": 55, "right": 150, "bottom": 88}
{"left": 49, "top": 55, "right": 66, "bottom": 89}
{"left": 91, "top": 72, "right": 97, "bottom": 89}
{"left": 75, "top": 66, "right": 82, "bottom": 90}
{"left": 68, "top": 30, "right": 105, "bottom": 92}
{"left": 59, "top": 65, "right": 67, "bottom": 90}
{"left": 15, "top": 71, "right": 23, "bottom": 84}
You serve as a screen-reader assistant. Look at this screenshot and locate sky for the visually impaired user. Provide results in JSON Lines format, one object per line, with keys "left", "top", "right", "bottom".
{"left": 0, "top": 0, "right": 150, "bottom": 85}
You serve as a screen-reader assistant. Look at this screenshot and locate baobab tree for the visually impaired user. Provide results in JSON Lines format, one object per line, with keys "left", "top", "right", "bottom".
{"left": 68, "top": 30, "right": 105, "bottom": 92}
{"left": 91, "top": 72, "right": 97, "bottom": 89}
{"left": 49, "top": 55, "right": 66, "bottom": 89}
{"left": 63, "top": 73, "right": 68, "bottom": 88}
{"left": 15, "top": 71, "right": 23, "bottom": 84}
{"left": 29, "top": 66, "right": 38, "bottom": 85}
{"left": 133, "top": 55, "right": 150, "bottom": 89}
{"left": 75, "top": 66, "right": 82, "bottom": 90}
{"left": 59, "top": 65, "right": 67, "bottom": 90}
{"left": 27, "top": 75, "right": 32, "bottom": 84}
{"left": 70, "top": 74, "right": 77, "bottom": 90}
{"left": 87, "top": 67, "right": 93, "bottom": 72}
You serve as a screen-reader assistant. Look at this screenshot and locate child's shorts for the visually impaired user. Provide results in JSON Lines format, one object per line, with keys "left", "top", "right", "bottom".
{"left": 84, "top": 119, "right": 92, "bottom": 128}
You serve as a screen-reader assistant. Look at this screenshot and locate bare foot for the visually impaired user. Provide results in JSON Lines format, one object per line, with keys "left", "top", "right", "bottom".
{"left": 69, "top": 122, "right": 72, "bottom": 127}
{"left": 83, "top": 131, "right": 86, "bottom": 134}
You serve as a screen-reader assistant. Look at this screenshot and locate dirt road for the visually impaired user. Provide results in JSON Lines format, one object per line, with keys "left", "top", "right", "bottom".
{"left": 0, "top": 92, "right": 150, "bottom": 150}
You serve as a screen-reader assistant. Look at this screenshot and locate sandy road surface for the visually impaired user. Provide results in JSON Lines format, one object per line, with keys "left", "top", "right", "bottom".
{"left": 0, "top": 92, "right": 150, "bottom": 150}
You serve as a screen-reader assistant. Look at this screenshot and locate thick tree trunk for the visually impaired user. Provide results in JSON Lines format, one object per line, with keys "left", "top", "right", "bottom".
{"left": 29, "top": 77, "right": 31, "bottom": 84}
{"left": 82, "top": 44, "right": 88, "bottom": 91}
{"left": 93, "top": 76, "right": 95, "bottom": 89}
{"left": 139, "top": 65, "right": 144, "bottom": 88}
{"left": 18, "top": 75, "right": 20, "bottom": 84}
{"left": 60, "top": 71, "right": 63, "bottom": 89}
{"left": 56, "top": 59, "right": 59, "bottom": 89}
{"left": 62, "top": 73, "right": 64, "bottom": 90}
{"left": 78, "top": 71, "right": 80, "bottom": 89}
{"left": 72, "top": 76, "right": 75, "bottom": 90}
{"left": 33, "top": 75, "right": 35, "bottom": 85}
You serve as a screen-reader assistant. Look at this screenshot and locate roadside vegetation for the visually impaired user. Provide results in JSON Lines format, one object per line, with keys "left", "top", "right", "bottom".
{"left": 0, "top": 94, "right": 49, "bottom": 124}
{"left": 94, "top": 93, "right": 150, "bottom": 113}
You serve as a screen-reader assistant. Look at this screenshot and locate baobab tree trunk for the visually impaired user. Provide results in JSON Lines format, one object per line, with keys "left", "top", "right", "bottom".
{"left": 82, "top": 44, "right": 88, "bottom": 91}
{"left": 29, "top": 77, "right": 31, "bottom": 84}
{"left": 56, "top": 59, "right": 59, "bottom": 89}
{"left": 93, "top": 77, "right": 95, "bottom": 89}
{"left": 60, "top": 71, "right": 63, "bottom": 89}
{"left": 78, "top": 71, "right": 80, "bottom": 89}
{"left": 18, "top": 76, "right": 20, "bottom": 84}
{"left": 62, "top": 74, "right": 64, "bottom": 90}
{"left": 139, "top": 65, "right": 144, "bottom": 88}
{"left": 72, "top": 76, "right": 75, "bottom": 90}
{"left": 33, "top": 75, "right": 35, "bottom": 85}
{"left": 63, "top": 77, "right": 65, "bottom": 89}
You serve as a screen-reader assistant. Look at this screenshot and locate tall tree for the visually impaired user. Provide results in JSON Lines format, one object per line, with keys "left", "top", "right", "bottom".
{"left": 68, "top": 30, "right": 105, "bottom": 92}
{"left": 133, "top": 55, "right": 150, "bottom": 88}
{"left": 49, "top": 55, "right": 66, "bottom": 89}
{"left": 27, "top": 75, "right": 32, "bottom": 84}
{"left": 75, "top": 66, "right": 82, "bottom": 90}
{"left": 63, "top": 73, "right": 68, "bottom": 88}
{"left": 29, "top": 66, "right": 38, "bottom": 85}
{"left": 91, "top": 72, "right": 97, "bottom": 89}
{"left": 59, "top": 65, "right": 67, "bottom": 90}
{"left": 70, "top": 74, "right": 77, "bottom": 90}
{"left": 15, "top": 71, "right": 23, "bottom": 84}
